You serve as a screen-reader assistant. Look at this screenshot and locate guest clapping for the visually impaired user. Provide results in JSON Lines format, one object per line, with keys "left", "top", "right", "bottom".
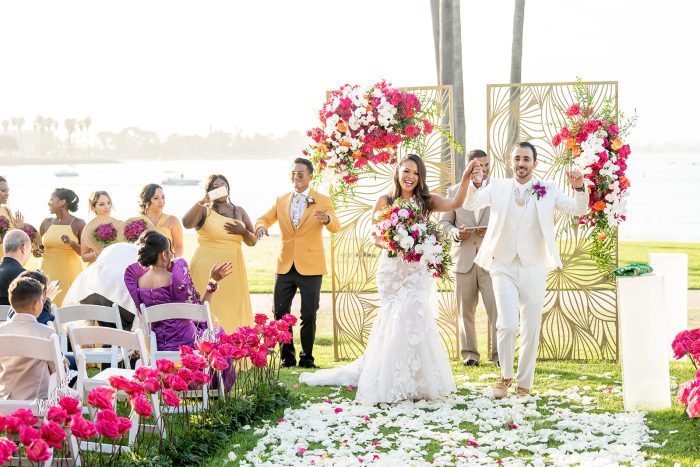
{"left": 139, "top": 184, "right": 184, "bottom": 258}
{"left": 0, "top": 175, "right": 26, "bottom": 241}
{"left": 183, "top": 174, "right": 255, "bottom": 332}
{"left": 38, "top": 188, "right": 85, "bottom": 306}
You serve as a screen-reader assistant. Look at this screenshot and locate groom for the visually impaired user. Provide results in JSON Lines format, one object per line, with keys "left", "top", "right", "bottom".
{"left": 255, "top": 157, "right": 339, "bottom": 368}
{"left": 465, "top": 141, "right": 588, "bottom": 398}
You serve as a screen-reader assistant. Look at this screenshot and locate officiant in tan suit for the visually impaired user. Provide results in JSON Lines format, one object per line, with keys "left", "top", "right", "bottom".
{"left": 440, "top": 149, "right": 498, "bottom": 367}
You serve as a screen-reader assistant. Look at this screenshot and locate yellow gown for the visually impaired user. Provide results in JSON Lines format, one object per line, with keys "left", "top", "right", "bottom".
{"left": 189, "top": 209, "right": 252, "bottom": 333}
{"left": 41, "top": 223, "right": 84, "bottom": 306}
{"left": 0, "top": 207, "right": 15, "bottom": 242}
{"left": 153, "top": 214, "right": 174, "bottom": 246}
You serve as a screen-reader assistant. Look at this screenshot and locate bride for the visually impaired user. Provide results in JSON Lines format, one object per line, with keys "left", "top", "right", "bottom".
{"left": 300, "top": 154, "right": 478, "bottom": 404}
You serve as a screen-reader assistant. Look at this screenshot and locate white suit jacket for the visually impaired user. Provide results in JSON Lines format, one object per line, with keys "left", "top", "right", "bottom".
{"left": 463, "top": 178, "right": 589, "bottom": 271}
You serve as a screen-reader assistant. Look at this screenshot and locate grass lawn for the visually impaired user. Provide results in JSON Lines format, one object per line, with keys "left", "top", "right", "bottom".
{"left": 205, "top": 328, "right": 700, "bottom": 466}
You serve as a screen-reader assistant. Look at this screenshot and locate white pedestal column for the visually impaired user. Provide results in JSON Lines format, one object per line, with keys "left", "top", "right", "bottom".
{"left": 618, "top": 275, "right": 671, "bottom": 411}
{"left": 649, "top": 253, "right": 689, "bottom": 359}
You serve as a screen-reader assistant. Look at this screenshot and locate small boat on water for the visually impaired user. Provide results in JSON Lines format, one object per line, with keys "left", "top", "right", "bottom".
{"left": 161, "top": 175, "right": 200, "bottom": 186}
{"left": 54, "top": 169, "right": 79, "bottom": 177}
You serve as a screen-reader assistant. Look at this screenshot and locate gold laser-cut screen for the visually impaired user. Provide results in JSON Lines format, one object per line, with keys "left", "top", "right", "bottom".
{"left": 487, "top": 81, "right": 619, "bottom": 361}
{"left": 330, "top": 85, "right": 458, "bottom": 361}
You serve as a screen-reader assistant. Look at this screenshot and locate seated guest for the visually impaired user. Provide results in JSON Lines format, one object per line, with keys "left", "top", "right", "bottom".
{"left": 0, "top": 277, "right": 63, "bottom": 400}
{"left": 0, "top": 230, "right": 54, "bottom": 324}
{"left": 124, "top": 230, "right": 232, "bottom": 350}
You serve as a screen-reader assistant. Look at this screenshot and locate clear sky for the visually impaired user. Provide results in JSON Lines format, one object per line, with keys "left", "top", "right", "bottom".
{"left": 2, "top": 0, "right": 699, "bottom": 150}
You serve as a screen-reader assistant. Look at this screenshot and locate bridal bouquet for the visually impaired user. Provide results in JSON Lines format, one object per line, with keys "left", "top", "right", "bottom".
{"left": 122, "top": 217, "right": 148, "bottom": 243}
{"left": 305, "top": 80, "right": 435, "bottom": 204}
{"left": 374, "top": 199, "right": 451, "bottom": 280}
{"left": 93, "top": 223, "right": 118, "bottom": 246}
{"left": 552, "top": 80, "right": 635, "bottom": 275}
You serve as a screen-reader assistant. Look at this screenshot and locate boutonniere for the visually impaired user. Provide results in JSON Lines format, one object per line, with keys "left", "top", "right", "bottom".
{"left": 532, "top": 182, "right": 547, "bottom": 200}
{"left": 306, "top": 196, "right": 316, "bottom": 207}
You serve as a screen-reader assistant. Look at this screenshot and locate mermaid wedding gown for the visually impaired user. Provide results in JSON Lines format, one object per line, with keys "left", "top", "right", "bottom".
{"left": 299, "top": 252, "right": 456, "bottom": 405}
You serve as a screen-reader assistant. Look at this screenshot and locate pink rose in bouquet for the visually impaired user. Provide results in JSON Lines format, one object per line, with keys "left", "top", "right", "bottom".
{"left": 122, "top": 218, "right": 148, "bottom": 243}
{"left": 94, "top": 222, "right": 118, "bottom": 246}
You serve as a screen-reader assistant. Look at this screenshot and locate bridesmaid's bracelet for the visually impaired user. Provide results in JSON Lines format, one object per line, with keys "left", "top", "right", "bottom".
{"left": 207, "top": 279, "right": 218, "bottom": 293}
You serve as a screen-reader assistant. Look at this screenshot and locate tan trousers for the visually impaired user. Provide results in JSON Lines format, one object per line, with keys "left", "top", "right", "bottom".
{"left": 455, "top": 265, "right": 498, "bottom": 363}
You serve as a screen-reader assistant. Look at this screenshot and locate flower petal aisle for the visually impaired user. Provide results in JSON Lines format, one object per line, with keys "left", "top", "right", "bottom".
{"left": 235, "top": 378, "right": 657, "bottom": 466}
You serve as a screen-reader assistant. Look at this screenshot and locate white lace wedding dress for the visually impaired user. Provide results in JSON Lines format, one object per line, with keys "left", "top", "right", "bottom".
{"left": 299, "top": 252, "right": 456, "bottom": 405}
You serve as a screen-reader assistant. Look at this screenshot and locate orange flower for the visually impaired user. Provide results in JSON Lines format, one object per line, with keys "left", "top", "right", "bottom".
{"left": 352, "top": 150, "right": 362, "bottom": 159}
{"left": 336, "top": 121, "right": 347, "bottom": 133}
{"left": 339, "top": 138, "right": 352, "bottom": 148}
{"left": 564, "top": 138, "right": 576, "bottom": 149}
{"left": 592, "top": 201, "right": 607, "bottom": 211}
{"left": 365, "top": 104, "right": 372, "bottom": 112}
{"left": 317, "top": 144, "right": 328, "bottom": 155}
{"left": 620, "top": 175, "right": 628, "bottom": 184}
{"left": 611, "top": 137, "right": 623, "bottom": 151}
{"left": 597, "top": 233, "right": 608, "bottom": 241}
{"left": 571, "top": 146, "right": 581, "bottom": 156}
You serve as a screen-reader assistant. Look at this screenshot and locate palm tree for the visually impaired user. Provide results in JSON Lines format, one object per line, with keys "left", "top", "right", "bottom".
{"left": 82, "top": 116, "right": 92, "bottom": 158}
{"left": 1, "top": 120, "right": 8, "bottom": 134}
{"left": 64, "top": 118, "right": 77, "bottom": 159}
{"left": 430, "top": 0, "right": 466, "bottom": 177}
{"left": 10, "top": 117, "right": 25, "bottom": 155}
{"left": 34, "top": 115, "right": 46, "bottom": 157}
{"left": 507, "top": 0, "right": 527, "bottom": 176}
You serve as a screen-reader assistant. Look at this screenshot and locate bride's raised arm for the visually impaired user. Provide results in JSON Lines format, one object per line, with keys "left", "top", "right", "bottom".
{"left": 371, "top": 194, "right": 391, "bottom": 249}
{"left": 428, "top": 160, "right": 481, "bottom": 213}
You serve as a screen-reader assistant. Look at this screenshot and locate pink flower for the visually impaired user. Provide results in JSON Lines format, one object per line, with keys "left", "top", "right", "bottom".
{"left": 182, "top": 353, "right": 208, "bottom": 371}
{"left": 40, "top": 421, "right": 66, "bottom": 449}
{"left": 0, "top": 438, "right": 18, "bottom": 464}
{"left": 156, "top": 359, "right": 176, "bottom": 374}
{"left": 178, "top": 367, "right": 194, "bottom": 383}
{"left": 46, "top": 406, "right": 70, "bottom": 425}
{"left": 96, "top": 419, "right": 120, "bottom": 439}
{"left": 282, "top": 314, "right": 298, "bottom": 326}
{"left": 466, "top": 439, "right": 479, "bottom": 447}
{"left": 134, "top": 366, "right": 159, "bottom": 381}
{"left": 560, "top": 127, "right": 571, "bottom": 139}
{"left": 296, "top": 447, "right": 306, "bottom": 457}
{"left": 58, "top": 396, "right": 81, "bottom": 416}
{"left": 250, "top": 350, "right": 267, "bottom": 368}
{"left": 363, "top": 416, "right": 371, "bottom": 422}
{"left": 20, "top": 425, "right": 41, "bottom": 445}
{"left": 583, "top": 120, "right": 599, "bottom": 134}
{"left": 70, "top": 416, "right": 98, "bottom": 439}
{"left": 608, "top": 123, "right": 620, "bottom": 136}
{"left": 87, "top": 387, "right": 115, "bottom": 410}
{"left": 130, "top": 396, "right": 153, "bottom": 417}
{"left": 165, "top": 374, "right": 188, "bottom": 392}
{"left": 423, "top": 119, "right": 434, "bottom": 135}
{"left": 143, "top": 377, "right": 161, "bottom": 394}
{"left": 403, "top": 125, "right": 421, "bottom": 138}
{"left": 179, "top": 345, "right": 194, "bottom": 356}
{"left": 192, "top": 371, "right": 211, "bottom": 385}
{"left": 575, "top": 131, "right": 589, "bottom": 144}
{"left": 12, "top": 408, "right": 38, "bottom": 425}
{"left": 117, "top": 417, "right": 132, "bottom": 436}
{"left": 162, "top": 389, "right": 181, "bottom": 407}
{"left": 687, "top": 385, "right": 700, "bottom": 418}
{"left": 195, "top": 340, "right": 217, "bottom": 355}
{"left": 25, "top": 439, "right": 52, "bottom": 462}
{"left": 678, "top": 379, "right": 700, "bottom": 405}
{"left": 551, "top": 134, "right": 562, "bottom": 147}
{"left": 254, "top": 313, "right": 269, "bottom": 325}
{"left": 566, "top": 103, "right": 581, "bottom": 117}
{"left": 507, "top": 423, "right": 518, "bottom": 429}
{"left": 334, "top": 407, "right": 343, "bottom": 414}
{"left": 108, "top": 375, "right": 131, "bottom": 392}
{"left": 346, "top": 385, "right": 354, "bottom": 391}
{"left": 210, "top": 354, "right": 230, "bottom": 371}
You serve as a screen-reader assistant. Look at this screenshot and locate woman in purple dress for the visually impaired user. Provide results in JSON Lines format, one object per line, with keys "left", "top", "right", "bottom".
{"left": 124, "top": 230, "right": 232, "bottom": 350}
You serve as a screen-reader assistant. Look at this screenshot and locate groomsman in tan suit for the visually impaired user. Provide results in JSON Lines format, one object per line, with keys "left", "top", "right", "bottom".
{"left": 255, "top": 157, "right": 340, "bottom": 369}
{"left": 440, "top": 149, "right": 498, "bottom": 367}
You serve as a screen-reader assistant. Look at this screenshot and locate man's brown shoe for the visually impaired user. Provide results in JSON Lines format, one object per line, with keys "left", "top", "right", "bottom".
{"left": 514, "top": 386, "right": 530, "bottom": 398}
{"left": 492, "top": 377, "right": 513, "bottom": 399}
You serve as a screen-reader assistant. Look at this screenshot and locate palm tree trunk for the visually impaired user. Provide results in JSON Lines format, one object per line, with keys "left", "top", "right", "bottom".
{"left": 431, "top": 0, "right": 466, "bottom": 178}
{"left": 507, "top": 0, "right": 526, "bottom": 176}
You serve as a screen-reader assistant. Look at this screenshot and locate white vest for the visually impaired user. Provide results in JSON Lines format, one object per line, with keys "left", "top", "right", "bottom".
{"left": 492, "top": 190, "right": 547, "bottom": 267}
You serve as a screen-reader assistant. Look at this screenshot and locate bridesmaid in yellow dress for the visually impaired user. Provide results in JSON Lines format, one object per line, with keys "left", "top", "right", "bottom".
{"left": 80, "top": 190, "right": 116, "bottom": 263}
{"left": 38, "top": 188, "right": 86, "bottom": 306}
{"left": 0, "top": 176, "right": 27, "bottom": 243}
{"left": 182, "top": 174, "right": 255, "bottom": 332}
{"left": 139, "top": 183, "right": 184, "bottom": 257}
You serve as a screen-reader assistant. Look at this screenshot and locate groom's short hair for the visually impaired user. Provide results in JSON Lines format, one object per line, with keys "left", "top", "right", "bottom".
{"left": 293, "top": 157, "right": 314, "bottom": 174}
{"left": 513, "top": 141, "right": 537, "bottom": 161}
{"left": 467, "top": 149, "right": 487, "bottom": 161}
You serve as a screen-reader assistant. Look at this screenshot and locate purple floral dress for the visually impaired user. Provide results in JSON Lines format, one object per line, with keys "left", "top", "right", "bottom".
{"left": 124, "top": 258, "right": 208, "bottom": 350}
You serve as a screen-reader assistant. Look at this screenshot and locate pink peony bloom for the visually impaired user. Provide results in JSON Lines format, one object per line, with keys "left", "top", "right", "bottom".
{"left": 58, "top": 396, "right": 81, "bottom": 416}
{"left": 134, "top": 366, "right": 158, "bottom": 382}
{"left": 560, "top": 127, "right": 571, "bottom": 139}
{"left": 143, "top": 377, "right": 161, "bottom": 394}
{"left": 182, "top": 353, "right": 209, "bottom": 371}
{"left": 0, "top": 438, "right": 18, "bottom": 464}
{"left": 96, "top": 419, "right": 120, "bottom": 439}
{"left": 40, "top": 421, "right": 66, "bottom": 449}
{"left": 130, "top": 396, "right": 153, "bottom": 417}
{"left": 70, "top": 416, "right": 98, "bottom": 439}
{"left": 566, "top": 103, "right": 581, "bottom": 117}
{"left": 195, "top": 340, "right": 217, "bottom": 355}
{"left": 116, "top": 417, "right": 132, "bottom": 436}
{"left": 25, "top": 439, "right": 52, "bottom": 462}
{"left": 162, "top": 389, "right": 181, "bottom": 408}
{"left": 282, "top": 314, "right": 298, "bottom": 326}
{"left": 87, "top": 387, "right": 115, "bottom": 410}
{"left": 254, "top": 313, "right": 268, "bottom": 325}
{"left": 192, "top": 371, "right": 211, "bottom": 385}
{"left": 178, "top": 367, "right": 194, "bottom": 383}
{"left": 46, "top": 406, "right": 70, "bottom": 425}
{"left": 19, "top": 425, "right": 41, "bottom": 445}
{"left": 156, "top": 359, "right": 176, "bottom": 374}
{"left": 552, "top": 134, "right": 562, "bottom": 147}
{"left": 678, "top": 379, "right": 700, "bottom": 405}
{"left": 686, "top": 385, "right": 700, "bottom": 418}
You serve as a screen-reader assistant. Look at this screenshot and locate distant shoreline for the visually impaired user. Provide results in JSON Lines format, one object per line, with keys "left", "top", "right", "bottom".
{"left": 0, "top": 157, "right": 119, "bottom": 166}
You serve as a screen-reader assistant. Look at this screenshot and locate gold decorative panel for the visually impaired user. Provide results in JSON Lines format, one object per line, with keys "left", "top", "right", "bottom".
{"left": 330, "top": 85, "right": 458, "bottom": 361}
{"left": 487, "top": 81, "right": 619, "bottom": 361}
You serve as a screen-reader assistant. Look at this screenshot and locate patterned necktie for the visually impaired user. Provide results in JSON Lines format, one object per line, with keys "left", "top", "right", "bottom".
{"left": 292, "top": 193, "right": 303, "bottom": 228}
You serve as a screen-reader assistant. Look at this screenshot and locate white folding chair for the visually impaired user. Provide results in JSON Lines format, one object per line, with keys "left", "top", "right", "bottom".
{"left": 0, "top": 334, "right": 80, "bottom": 466}
{"left": 55, "top": 303, "right": 127, "bottom": 368}
{"left": 139, "top": 302, "right": 213, "bottom": 363}
{"left": 69, "top": 326, "right": 163, "bottom": 452}
{"left": 0, "top": 304, "right": 10, "bottom": 322}
{"left": 139, "top": 302, "right": 215, "bottom": 410}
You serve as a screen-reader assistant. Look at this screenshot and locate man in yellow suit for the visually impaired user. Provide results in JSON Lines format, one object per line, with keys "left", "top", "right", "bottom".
{"left": 255, "top": 158, "right": 340, "bottom": 368}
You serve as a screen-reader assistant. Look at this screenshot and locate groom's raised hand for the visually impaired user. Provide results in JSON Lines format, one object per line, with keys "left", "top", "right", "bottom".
{"left": 566, "top": 169, "right": 584, "bottom": 189}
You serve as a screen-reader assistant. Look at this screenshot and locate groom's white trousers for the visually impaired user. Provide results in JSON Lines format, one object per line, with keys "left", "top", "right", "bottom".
{"left": 490, "top": 258, "right": 547, "bottom": 390}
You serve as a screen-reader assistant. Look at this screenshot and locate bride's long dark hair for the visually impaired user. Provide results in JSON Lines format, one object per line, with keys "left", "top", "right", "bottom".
{"left": 387, "top": 153, "right": 431, "bottom": 216}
